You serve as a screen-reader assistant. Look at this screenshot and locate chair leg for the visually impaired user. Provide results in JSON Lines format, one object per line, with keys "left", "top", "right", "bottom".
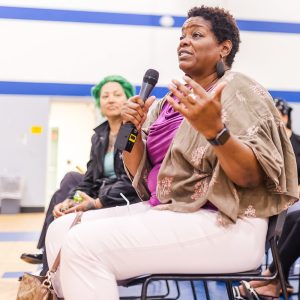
{"left": 190, "top": 280, "right": 197, "bottom": 300}
{"left": 147, "top": 280, "right": 171, "bottom": 299}
{"left": 141, "top": 278, "right": 151, "bottom": 300}
{"left": 172, "top": 280, "right": 180, "bottom": 300}
{"left": 140, "top": 279, "right": 182, "bottom": 300}
{"left": 270, "top": 239, "right": 288, "bottom": 300}
{"left": 203, "top": 281, "right": 210, "bottom": 300}
{"left": 163, "top": 280, "right": 171, "bottom": 298}
{"left": 225, "top": 281, "right": 234, "bottom": 300}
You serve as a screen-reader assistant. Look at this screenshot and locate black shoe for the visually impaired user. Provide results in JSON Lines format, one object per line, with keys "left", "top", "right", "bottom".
{"left": 20, "top": 253, "right": 43, "bottom": 264}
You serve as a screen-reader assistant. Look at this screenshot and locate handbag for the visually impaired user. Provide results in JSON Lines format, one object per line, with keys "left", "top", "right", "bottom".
{"left": 16, "top": 212, "right": 83, "bottom": 300}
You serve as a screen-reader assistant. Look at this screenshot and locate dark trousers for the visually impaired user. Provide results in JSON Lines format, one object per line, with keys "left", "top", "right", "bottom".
{"left": 38, "top": 171, "right": 83, "bottom": 275}
{"left": 269, "top": 210, "right": 300, "bottom": 281}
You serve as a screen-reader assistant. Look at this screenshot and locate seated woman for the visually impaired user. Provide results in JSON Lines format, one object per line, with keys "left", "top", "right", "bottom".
{"left": 273, "top": 98, "right": 300, "bottom": 197}
{"left": 45, "top": 6, "right": 298, "bottom": 300}
{"left": 22, "top": 75, "right": 139, "bottom": 273}
{"left": 233, "top": 98, "right": 300, "bottom": 299}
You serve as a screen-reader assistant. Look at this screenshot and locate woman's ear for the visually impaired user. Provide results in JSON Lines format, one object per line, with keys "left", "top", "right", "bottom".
{"left": 220, "top": 40, "right": 232, "bottom": 59}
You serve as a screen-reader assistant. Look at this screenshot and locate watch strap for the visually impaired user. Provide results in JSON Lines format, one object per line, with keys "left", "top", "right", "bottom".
{"left": 207, "top": 126, "right": 230, "bottom": 146}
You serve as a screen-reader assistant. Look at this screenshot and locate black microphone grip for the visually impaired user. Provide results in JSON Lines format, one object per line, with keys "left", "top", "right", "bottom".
{"left": 115, "top": 69, "right": 159, "bottom": 152}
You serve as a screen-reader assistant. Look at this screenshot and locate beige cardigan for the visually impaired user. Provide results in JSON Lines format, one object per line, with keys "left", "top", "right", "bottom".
{"left": 125, "top": 71, "right": 299, "bottom": 225}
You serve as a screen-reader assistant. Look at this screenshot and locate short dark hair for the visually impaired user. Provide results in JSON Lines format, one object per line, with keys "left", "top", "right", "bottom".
{"left": 187, "top": 6, "right": 240, "bottom": 67}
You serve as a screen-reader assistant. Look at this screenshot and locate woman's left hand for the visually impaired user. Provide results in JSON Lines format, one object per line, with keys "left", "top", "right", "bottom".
{"left": 64, "top": 191, "right": 100, "bottom": 214}
{"left": 166, "top": 76, "right": 226, "bottom": 139}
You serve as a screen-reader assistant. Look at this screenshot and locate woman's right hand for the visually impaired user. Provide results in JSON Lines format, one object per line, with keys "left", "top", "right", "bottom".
{"left": 121, "top": 95, "right": 156, "bottom": 130}
{"left": 52, "top": 199, "right": 74, "bottom": 218}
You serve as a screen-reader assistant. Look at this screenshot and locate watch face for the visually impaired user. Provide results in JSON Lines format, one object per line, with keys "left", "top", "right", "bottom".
{"left": 208, "top": 127, "right": 230, "bottom": 146}
{"left": 218, "top": 128, "right": 230, "bottom": 145}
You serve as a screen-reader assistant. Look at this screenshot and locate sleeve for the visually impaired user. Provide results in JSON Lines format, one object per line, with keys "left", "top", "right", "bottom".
{"left": 67, "top": 134, "right": 96, "bottom": 199}
{"left": 239, "top": 117, "right": 298, "bottom": 197}
{"left": 123, "top": 98, "right": 167, "bottom": 200}
{"left": 219, "top": 74, "right": 299, "bottom": 199}
{"left": 203, "top": 74, "right": 299, "bottom": 222}
{"left": 98, "top": 175, "right": 140, "bottom": 208}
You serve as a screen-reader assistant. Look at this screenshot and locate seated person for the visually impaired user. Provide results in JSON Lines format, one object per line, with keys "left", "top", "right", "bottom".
{"left": 233, "top": 98, "right": 300, "bottom": 299}
{"left": 21, "top": 171, "right": 83, "bottom": 264}
{"left": 45, "top": 6, "right": 298, "bottom": 299}
{"left": 273, "top": 98, "right": 300, "bottom": 197}
{"left": 21, "top": 75, "right": 139, "bottom": 273}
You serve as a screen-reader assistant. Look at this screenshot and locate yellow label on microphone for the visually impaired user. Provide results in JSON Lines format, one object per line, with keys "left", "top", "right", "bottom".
{"left": 129, "top": 134, "right": 137, "bottom": 143}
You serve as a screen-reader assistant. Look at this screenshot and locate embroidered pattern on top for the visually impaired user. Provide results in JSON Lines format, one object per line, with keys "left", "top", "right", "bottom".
{"left": 158, "top": 177, "right": 174, "bottom": 196}
{"left": 244, "top": 205, "right": 256, "bottom": 217}
{"left": 191, "top": 146, "right": 208, "bottom": 164}
{"left": 191, "top": 177, "right": 210, "bottom": 200}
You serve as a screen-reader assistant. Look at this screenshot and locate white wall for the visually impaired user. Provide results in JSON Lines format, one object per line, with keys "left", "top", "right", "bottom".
{"left": 0, "top": 96, "right": 49, "bottom": 207}
{"left": 0, "top": 0, "right": 300, "bottom": 91}
{"left": 49, "top": 99, "right": 96, "bottom": 184}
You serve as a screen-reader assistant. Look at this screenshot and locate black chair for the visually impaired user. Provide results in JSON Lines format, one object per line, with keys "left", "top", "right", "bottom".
{"left": 286, "top": 258, "right": 300, "bottom": 299}
{"left": 119, "top": 211, "right": 288, "bottom": 300}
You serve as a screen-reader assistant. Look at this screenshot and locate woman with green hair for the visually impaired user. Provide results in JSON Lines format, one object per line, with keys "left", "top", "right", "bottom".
{"left": 92, "top": 75, "right": 135, "bottom": 108}
{"left": 54, "top": 74, "right": 138, "bottom": 214}
{"left": 21, "top": 75, "right": 139, "bottom": 277}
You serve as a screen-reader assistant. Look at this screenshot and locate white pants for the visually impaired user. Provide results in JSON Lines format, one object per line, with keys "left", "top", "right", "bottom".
{"left": 46, "top": 202, "right": 268, "bottom": 300}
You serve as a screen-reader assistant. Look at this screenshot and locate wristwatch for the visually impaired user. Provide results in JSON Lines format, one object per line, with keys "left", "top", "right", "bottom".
{"left": 207, "top": 126, "right": 230, "bottom": 146}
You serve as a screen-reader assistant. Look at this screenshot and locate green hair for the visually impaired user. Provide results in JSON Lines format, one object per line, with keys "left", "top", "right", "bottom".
{"left": 91, "top": 75, "right": 135, "bottom": 107}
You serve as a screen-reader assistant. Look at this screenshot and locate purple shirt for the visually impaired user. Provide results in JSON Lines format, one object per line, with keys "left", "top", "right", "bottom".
{"left": 146, "top": 99, "right": 217, "bottom": 211}
{"left": 146, "top": 101, "right": 183, "bottom": 205}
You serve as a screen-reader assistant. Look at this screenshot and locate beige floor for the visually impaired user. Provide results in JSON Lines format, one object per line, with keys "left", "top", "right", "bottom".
{"left": 0, "top": 213, "right": 44, "bottom": 300}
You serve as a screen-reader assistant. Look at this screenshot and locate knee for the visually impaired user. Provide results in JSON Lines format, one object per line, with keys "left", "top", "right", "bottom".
{"left": 61, "top": 226, "right": 88, "bottom": 261}
{"left": 46, "top": 214, "right": 75, "bottom": 247}
{"left": 61, "top": 222, "right": 115, "bottom": 261}
{"left": 60, "top": 171, "right": 83, "bottom": 187}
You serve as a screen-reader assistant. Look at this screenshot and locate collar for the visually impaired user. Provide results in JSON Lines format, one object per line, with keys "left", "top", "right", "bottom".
{"left": 94, "top": 119, "right": 109, "bottom": 135}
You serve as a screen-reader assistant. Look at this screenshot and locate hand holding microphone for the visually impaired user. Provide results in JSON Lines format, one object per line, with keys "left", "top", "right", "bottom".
{"left": 116, "top": 69, "right": 159, "bottom": 152}
{"left": 121, "top": 95, "right": 155, "bottom": 130}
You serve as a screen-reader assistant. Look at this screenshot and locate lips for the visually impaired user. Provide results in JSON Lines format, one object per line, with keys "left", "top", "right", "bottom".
{"left": 178, "top": 49, "right": 193, "bottom": 57}
{"left": 106, "top": 106, "right": 117, "bottom": 110}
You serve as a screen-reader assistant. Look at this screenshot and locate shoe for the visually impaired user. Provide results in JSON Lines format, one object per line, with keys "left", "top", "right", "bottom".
{"left": 233, "top": 286, "right": 247, "bottom": 300}
{"left": 20, "top": 253, "right": 43, "bottom": 264}
{"left": 280, "top": 282, "right": 294, "bottom": 294}
{"left": 241, "top": 281, "right": 279, "bottom": 300}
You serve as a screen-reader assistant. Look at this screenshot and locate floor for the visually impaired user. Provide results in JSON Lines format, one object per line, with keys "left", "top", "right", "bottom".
{"left": 0, "top": 213, "right": 44, "bottom": 300}
{"left": 0, "top": 212, "right": 299, "bottom": 300}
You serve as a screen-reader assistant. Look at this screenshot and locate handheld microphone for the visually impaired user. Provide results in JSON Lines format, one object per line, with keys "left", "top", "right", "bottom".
{"left": 115, "top": 69, "right": 159, "bottom": 152}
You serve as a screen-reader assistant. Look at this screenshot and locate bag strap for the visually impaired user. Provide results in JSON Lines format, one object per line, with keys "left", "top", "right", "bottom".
{"left": 50, "top": 211, "right": 83, "bottom": 273}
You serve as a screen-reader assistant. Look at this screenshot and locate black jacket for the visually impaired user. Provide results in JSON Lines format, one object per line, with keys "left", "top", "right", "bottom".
{"left": 291, "top": 132, "right": 300, "bottom": 184}
{"left": 68, "top": 120, "right": 139, "bottom": 207}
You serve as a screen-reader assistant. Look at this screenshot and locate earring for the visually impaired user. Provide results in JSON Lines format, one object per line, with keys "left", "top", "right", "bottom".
{"left": 216, "top": 57, "right": 225, "bottom": 78}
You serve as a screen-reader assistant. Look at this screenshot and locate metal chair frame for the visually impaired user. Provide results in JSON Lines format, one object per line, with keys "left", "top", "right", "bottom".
{"left": 119, "top": 211, "right": 288, "bottom": 300}
{"left": 119, "top": 279, "right": 180, "bottom": 300}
